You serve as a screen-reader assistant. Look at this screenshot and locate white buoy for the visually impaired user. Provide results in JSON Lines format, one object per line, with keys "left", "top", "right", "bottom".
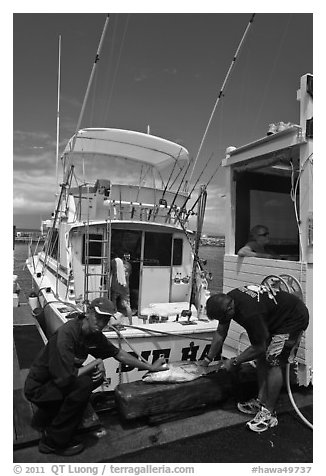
{"left": 28, "top": 291, "right": 39, "bottom": 311}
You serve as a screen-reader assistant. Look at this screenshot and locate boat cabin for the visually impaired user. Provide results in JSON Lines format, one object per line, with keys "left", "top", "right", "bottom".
{"left": 39, "top": 129, "right": 210, "bottom": 326}
{"left": 221, "top": 74, "right": 313, "bottom": 385}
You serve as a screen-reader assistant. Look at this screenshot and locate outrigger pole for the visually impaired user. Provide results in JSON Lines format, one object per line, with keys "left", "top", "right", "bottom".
{"left": 65, "top": 14, "right": 110, "bottom": 166}
{"left": 55, "top": 35, "right": 61, "bottom": 188}
{"left": 188, "top": 13, "right": 256, "bottom": 184}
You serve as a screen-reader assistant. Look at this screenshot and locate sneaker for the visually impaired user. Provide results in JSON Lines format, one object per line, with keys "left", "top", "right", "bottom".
{"left": 237, "top": 398, "right": 261, "bottom": 415}
{"left": 39, "top": 431, "right": 85, "bottom": 456}
{"left": 246, "top": 406, "right": 278, "bottom": 433}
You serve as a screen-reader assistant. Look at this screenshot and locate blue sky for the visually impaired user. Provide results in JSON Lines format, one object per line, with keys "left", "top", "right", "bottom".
{"left": 13, "top": 11, "right": 313, "bottom": 234}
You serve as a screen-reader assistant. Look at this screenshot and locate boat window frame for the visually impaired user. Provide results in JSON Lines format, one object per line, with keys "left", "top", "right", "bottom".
{"left": 234, "top": 170, "right": 299, "bottom": 259}
{"left": 143, "top": 231, "right": 173, "bottom": 267}
{"left": 172, "top": 238, "right": 183, "bottom": 266}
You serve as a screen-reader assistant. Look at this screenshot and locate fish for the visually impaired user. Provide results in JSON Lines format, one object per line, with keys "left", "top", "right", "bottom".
{"left": 142, "top": 360, "right": 225, "bottom": 383}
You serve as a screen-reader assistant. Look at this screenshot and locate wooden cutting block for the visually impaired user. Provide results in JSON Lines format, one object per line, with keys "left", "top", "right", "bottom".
{"left": 115, "top": 369, "right": 233, "bottom": 420}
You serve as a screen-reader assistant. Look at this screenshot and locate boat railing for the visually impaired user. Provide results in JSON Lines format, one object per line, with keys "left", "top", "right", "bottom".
{"left": 69, "top": 183, "right": 193, "bottom": 226}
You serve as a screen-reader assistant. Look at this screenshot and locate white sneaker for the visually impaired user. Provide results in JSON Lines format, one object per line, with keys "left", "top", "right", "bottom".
{"left": 237, "top": 398, "right": 261, "bottom": 415}
{"left": 246, "top": 406, "right": 278, "bottom": 433}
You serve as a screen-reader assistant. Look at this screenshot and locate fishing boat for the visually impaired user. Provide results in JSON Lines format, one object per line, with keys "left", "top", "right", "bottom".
{"left": 221, "top": 73, "right": 313, "bottom": 386}
{"left": 25, "top": 127, "right": 216, "bottom": 389}
{"left": 25, "top": 14, "right": 313, "bottom": 392}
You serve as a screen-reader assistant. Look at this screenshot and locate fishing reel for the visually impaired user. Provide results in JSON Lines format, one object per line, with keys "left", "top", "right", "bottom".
{"left": 179, "top": 309, "right": 196, "bottom": 325}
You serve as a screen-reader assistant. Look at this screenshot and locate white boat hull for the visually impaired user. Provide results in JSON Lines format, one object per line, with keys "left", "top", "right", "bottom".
{"left": 27, "top": 260, "right": 216, "bottom": 390}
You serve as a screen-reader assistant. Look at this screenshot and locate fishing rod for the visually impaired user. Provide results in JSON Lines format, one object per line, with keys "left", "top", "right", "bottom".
{"left": 169, "top": 157, "right": 192, "bottom": 190}
{"left": 184, "top": 159, "right": 223, "bottom": 222}
{"left": 188, "top": 185, "right": 207, "bottom": 311}
{"left": 188, "top": 13, "right": 256, "bottom": 184}
{"left": 165, "top": 158, "right": 193, "bottom": 222}
{"left": 176, "top": 152, "right": 214, "bottom": 220}
{"left": 159, "top": 147, "right": 183, "bottom": 205}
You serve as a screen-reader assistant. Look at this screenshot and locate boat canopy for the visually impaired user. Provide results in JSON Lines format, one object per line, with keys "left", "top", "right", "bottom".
{"left": 62, "top": 128, "right": 189, "bottom": 169}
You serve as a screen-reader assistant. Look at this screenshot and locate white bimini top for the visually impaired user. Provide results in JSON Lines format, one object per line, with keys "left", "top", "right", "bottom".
{"left": 62, "top": 128, "right": 189, "bottom": 169}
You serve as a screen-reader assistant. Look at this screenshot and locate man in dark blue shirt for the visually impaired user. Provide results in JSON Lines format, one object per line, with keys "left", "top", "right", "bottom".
{"left": 200, "top": 285, "right": 309, "bottom": 433}
{"left": 25, "top": 297, "right": 166, "bottom": 455}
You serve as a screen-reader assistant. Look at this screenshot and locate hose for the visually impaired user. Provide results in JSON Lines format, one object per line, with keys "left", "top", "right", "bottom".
{"left": 285, "top": 363, "right": 313, "bottom": 430}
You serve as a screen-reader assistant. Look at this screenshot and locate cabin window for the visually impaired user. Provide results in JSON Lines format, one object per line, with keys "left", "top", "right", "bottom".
{"left": 82, "top": 234, "right": 102, "bottom": 265}
{"left": 172, "top": 238, "right": 183, "bottom": 265}
{"left": 48, "top": 229, "right": 59, "bottom": 260}
{"left": 144, "top": 232, "right": 172, "bottom": 266}
{"left": 110, "top": 230, "right": 142, "bottom": 260}
{"left": 235, "top": 171, "right": 299, "bottom": 260}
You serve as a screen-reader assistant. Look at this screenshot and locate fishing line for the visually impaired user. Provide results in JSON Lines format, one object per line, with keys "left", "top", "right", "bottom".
{"left": 188, "top": 13, "right": 256, "bottom": 185}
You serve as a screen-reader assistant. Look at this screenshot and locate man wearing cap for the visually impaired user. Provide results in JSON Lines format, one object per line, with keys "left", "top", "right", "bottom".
{"left": 24, "top": 297, "right": 167, "bottom": 456}
{"left": 199, "top": 286, "right": 309, "bottom": 433}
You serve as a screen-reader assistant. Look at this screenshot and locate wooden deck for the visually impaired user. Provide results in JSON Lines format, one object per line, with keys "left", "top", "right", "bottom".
{"left": 13, "top": 301, "right": 100, "bottom": 449}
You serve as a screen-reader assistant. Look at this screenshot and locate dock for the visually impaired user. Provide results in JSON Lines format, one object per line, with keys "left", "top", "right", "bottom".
{"left": 13, "top": 303, "right": 46, "bottom": 447}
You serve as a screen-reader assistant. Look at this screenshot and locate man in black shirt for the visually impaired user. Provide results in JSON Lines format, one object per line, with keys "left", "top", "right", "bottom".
{"left": 200, "top": 285, "right": 309, "bottom": 433}
{"left": 24, "top": 297, "right": 167, "bottom": 455}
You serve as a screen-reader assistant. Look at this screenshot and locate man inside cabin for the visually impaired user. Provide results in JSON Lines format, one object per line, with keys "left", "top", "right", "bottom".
{"left": 110, "top": 251, "right": 133, "bottom": 324}
{"left": 199, "top": 285, "right": 309, "bottom": 432}
{"left": 24, "top": 297, "right": 167, "bottom": 456}
{"left": 237, "top": 225, "right": 275, "bottom": 258}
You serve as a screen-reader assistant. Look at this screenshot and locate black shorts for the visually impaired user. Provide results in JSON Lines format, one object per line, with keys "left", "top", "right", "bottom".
{"left": 265, "top": 331, "right": 304, "bottom": 367}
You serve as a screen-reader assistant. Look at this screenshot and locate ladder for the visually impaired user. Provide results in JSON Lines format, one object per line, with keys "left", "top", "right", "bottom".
{"left": 83, "top": 219, "right": 111, "bottom": 304}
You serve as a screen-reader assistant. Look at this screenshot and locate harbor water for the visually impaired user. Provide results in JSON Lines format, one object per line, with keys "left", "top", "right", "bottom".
{"left": 13, "top": 242, "right": 225, "bottom": 300}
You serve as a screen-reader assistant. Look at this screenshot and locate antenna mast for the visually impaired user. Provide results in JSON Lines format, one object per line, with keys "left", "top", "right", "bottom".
{"left": 55, "top": 35, "right": 62, "bottom": 187}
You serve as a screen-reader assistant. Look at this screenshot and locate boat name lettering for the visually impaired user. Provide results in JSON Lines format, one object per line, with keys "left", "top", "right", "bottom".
{"left": 116, "top": 343, "right": 211, "bottom": 372}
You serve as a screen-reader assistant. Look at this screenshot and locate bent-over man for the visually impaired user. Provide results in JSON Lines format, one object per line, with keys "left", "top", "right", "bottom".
{"left": 199, "top": 285, "right": 309, "bottom": 432}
